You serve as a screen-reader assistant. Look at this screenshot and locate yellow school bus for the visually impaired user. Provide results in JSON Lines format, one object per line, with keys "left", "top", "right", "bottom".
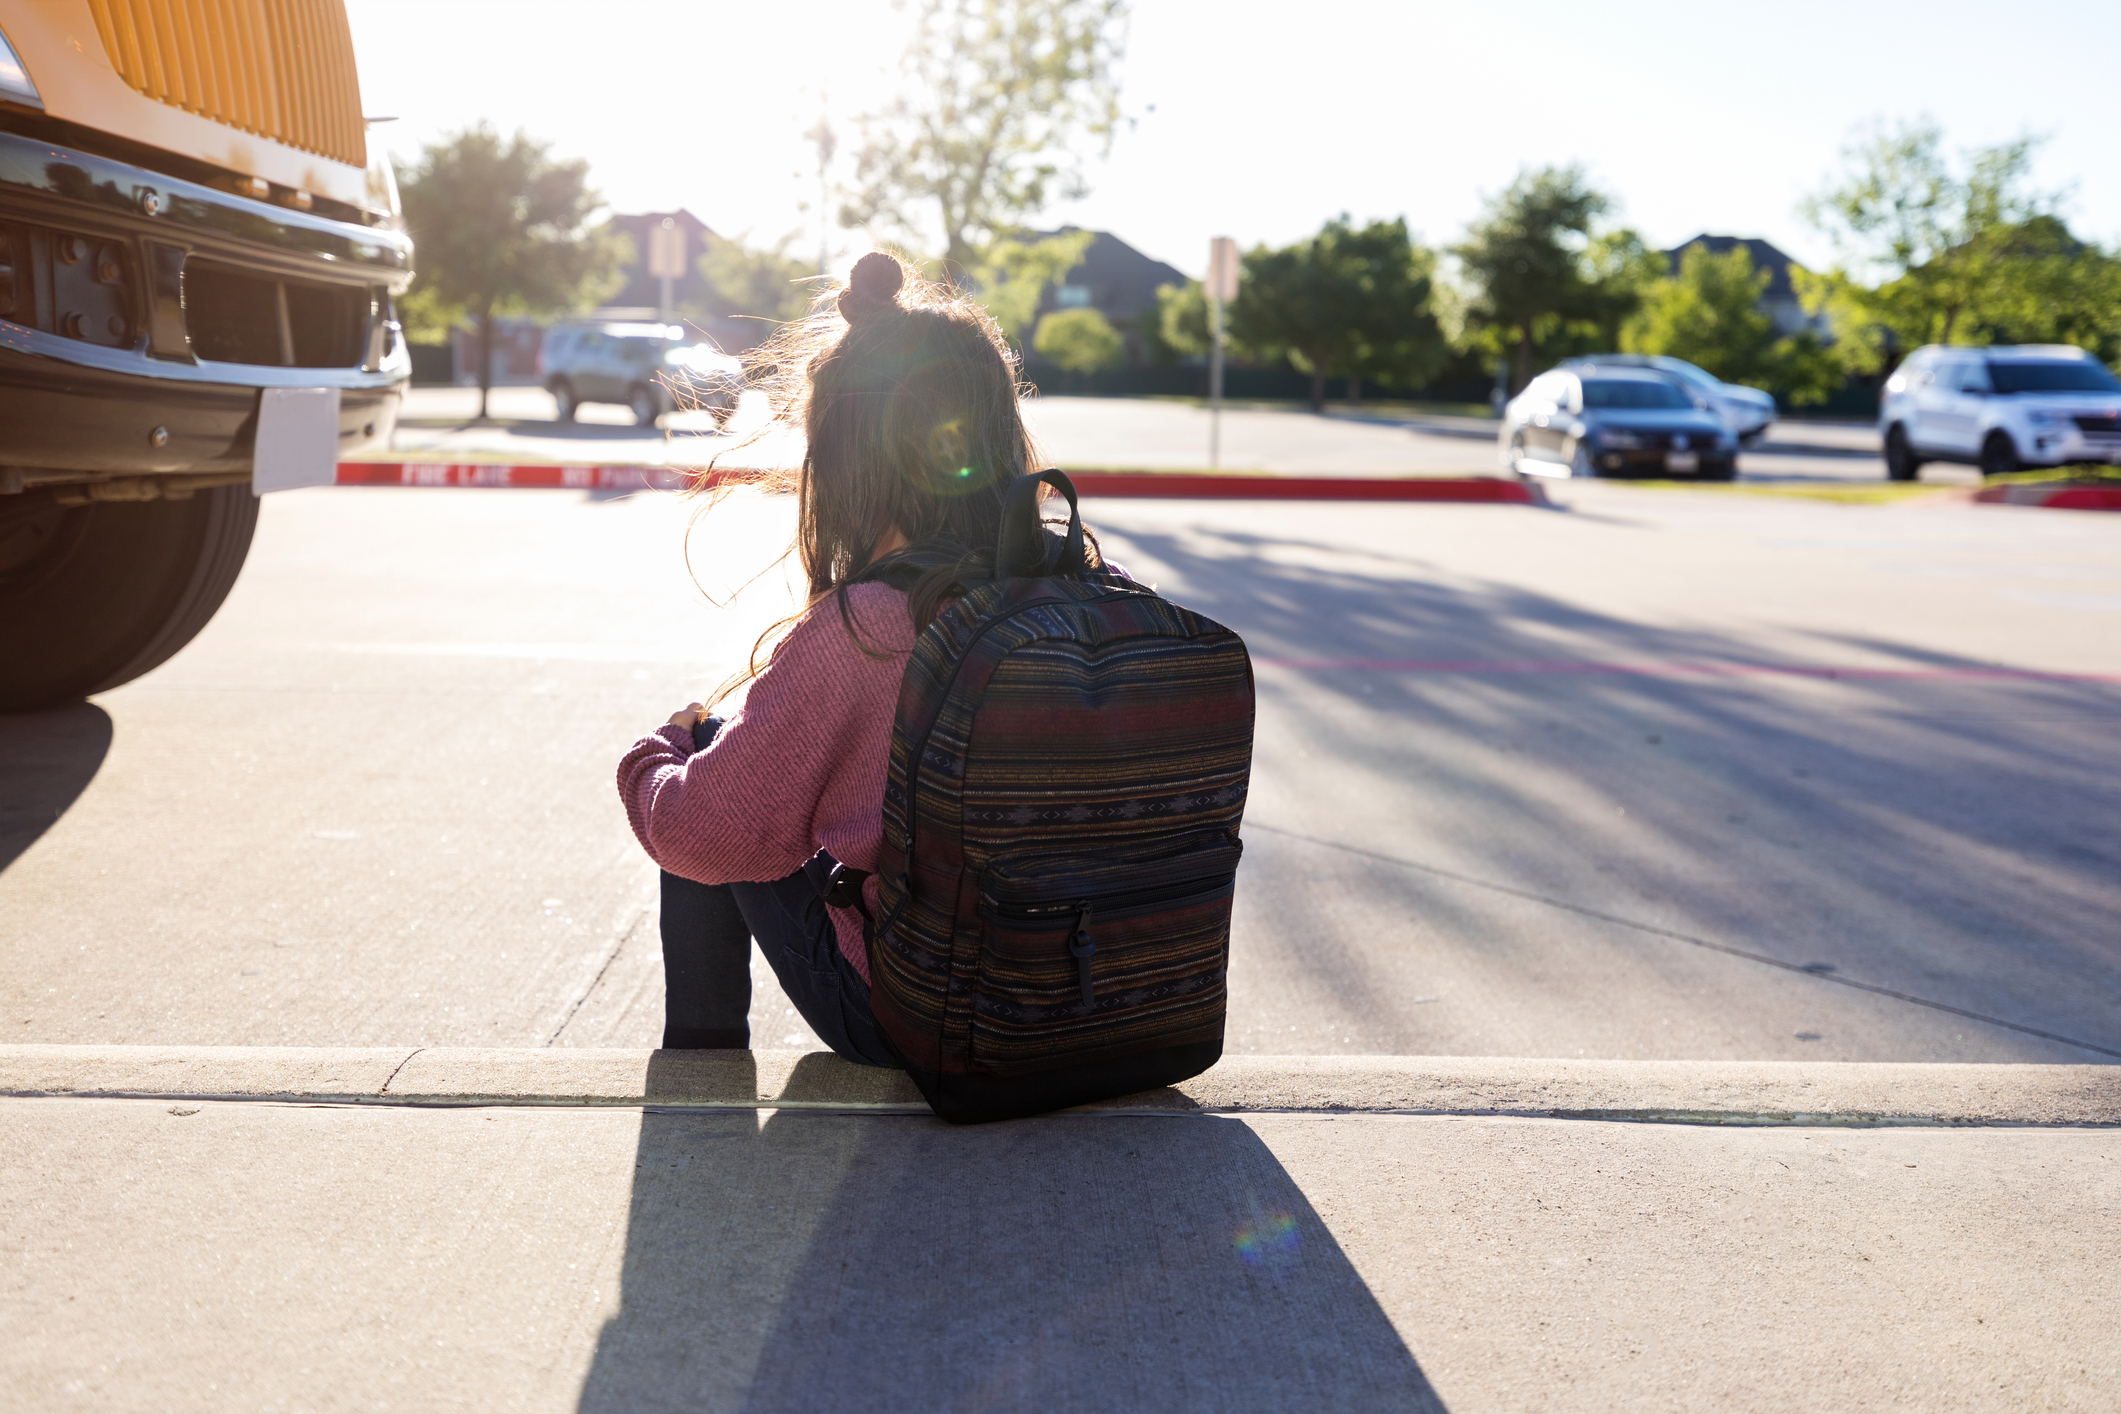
{"left": 0, "top": 0, "right": 411, "bottom": 710}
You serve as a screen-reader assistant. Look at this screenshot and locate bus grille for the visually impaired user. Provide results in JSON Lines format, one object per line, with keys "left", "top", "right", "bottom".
{"left": 86, "top": 0, "right": 366, "bottom": 170}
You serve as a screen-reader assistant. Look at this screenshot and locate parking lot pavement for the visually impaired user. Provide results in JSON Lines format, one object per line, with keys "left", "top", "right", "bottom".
{"left": 3, "top": 482, "right": 2114, "bottom": 1062}
{"left": 391, "top": 386, "right": 799, "bottom": 469}
{"left": 1106, "top": 487, "right": 2121, "bottom": 1064}
{"left": 392, "top": 388, "right": 1913, "bottom": 483}
{"left": 5, "top": 1056, "right": 2115, "bottom": 1414}
{"left": 1732, "top": 418, "right": 1913, "bottom": 483}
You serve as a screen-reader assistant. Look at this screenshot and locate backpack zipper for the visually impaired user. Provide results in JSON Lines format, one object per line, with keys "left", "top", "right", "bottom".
{"left": 1067, "top": 903, "right": 1097, "bottom": 1006}
{"left": 983, "top": 870, "right": 1236, "bottom": 1015}
{"left": 984, "top": 869, "right": 1237, "bottom": 923}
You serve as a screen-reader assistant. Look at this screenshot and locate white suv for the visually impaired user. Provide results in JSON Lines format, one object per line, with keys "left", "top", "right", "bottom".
{"left": 538, "top": 321, "right": 742, "bottom": 428}
{"left": 1881, "top": 344, "right": 2121, "bottom": 480}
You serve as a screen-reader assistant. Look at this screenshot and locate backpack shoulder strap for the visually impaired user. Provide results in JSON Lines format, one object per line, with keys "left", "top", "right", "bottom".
{"left": 854, "top": 468, "right": 1085, "bottom": 593}
{"left": 803, "top": 848, "right": 873, "bottom": 920}
{"left": 996, "top": 469, "right": 1084, "bottom": 578}
{"left": 850, "top": 547, "right": 963, "bottom": 593}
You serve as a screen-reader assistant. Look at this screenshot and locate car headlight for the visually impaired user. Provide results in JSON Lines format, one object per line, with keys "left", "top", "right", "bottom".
{"left": 1597, "top": 429, "right": 1644, "bottom": 449}
{"left": 0, "top": 28, "right": 44, "bottom": 108}
{"left": 2026, "top": 409, "right": 2068, "bottom": 426}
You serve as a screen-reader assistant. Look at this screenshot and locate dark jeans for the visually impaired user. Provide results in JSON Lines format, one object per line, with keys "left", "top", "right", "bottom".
{"left": 659, "top": 868, "right": 899, "bottom": 1068}
{"left": 659, "top": 712, "right": 896, "bottom": 1067}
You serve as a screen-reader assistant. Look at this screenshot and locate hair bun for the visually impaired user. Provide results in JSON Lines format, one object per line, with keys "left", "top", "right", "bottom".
{"left": 838, "top": 252, "right": 903, "bottom": 323}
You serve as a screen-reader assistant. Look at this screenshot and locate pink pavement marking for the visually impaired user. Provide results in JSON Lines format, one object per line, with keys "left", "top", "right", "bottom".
{"left": 1253, "top": 658, "right": 2121, "bottom": 684}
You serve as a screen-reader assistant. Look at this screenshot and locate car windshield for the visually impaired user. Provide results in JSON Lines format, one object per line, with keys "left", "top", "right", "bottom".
{"left": 1581, "top": 379, "right": 1692, "bottom": 410}
{"left": 618, "top": 337, "right": 671, "bottom": 360}
{"left": 1650, "top": 358, "right": 1716, "bottom": 390}
{"left": 1988, "top": 360, "right": 2121, "bottom": 394}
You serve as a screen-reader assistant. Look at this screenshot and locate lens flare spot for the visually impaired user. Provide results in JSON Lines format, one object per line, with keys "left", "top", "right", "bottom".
{"left": 1234, "top": 1212, "right": 1300, "bottom": 1269}
{"left": 957, "top": 466, "right": 974, "bottom": 479}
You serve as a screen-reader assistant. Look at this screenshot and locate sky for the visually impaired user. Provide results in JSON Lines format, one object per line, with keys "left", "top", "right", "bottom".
{"left": 348, "top": 0, "right": 2121, "bottom": 281}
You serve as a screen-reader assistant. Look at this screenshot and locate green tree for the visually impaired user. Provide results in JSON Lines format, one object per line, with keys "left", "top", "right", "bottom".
{"left": 1347, "top": 236, "right": 1449, "bottom": 400}
{"left": 841, "top": 0, "right": 1127, "bottom": 275}
{"left": 1578, "top": 229, "right": 1666, "bottom": 352}
{"left": 966, "top": 229, "right": 1095, "bottom": 345}
{"left": 1154, "top": 279, "right": 1213, "bottom": 361}
{"left": 1623, "top": 243, "right": 1844, "bottom": 408}
{"left": 1949, "top": 217, "right": 2121, "bottom": 363}
{"left": 682, "top": 232, "right": 817, "bottom": 349}
{"left": 1762, "top": 329, "right": 1846, "bottom": 408}
{"left": 1120, "top": 280, "right": 1183, "bottom": 367}
{"left": 396, "top": 124, "right": 624, "bottom": 419}
{"left": 1033, "top": 307, "right": 1124, "bottom": 376}
{"left": 1803, "top": 119, "right": 2047, "bottom": 308}
{"left": 1229, "top": 215, "right": 1446, "bottom": 409}
{"left": 1797, "top": 119, "right": 2121, "bottom": 369}
{"left": 1450, "top": 165, "right": 1624, "bottom": 392}
{"left": 1623, "top": 243, "right": 1775, "bottom": 379}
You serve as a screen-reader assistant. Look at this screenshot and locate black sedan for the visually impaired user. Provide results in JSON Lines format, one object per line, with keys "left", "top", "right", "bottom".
{"left": 1500, "top": 365, "right": 1738, "bottom": 480}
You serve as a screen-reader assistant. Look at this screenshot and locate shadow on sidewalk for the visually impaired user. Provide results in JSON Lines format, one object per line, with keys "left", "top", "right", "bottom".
{"left": 577, "top": 1059, "right": 1445, "bottom": 1412}
{"left": 1094, "top": 513, "right": 2121, "bottom": 1060}
{"left": 0, "top": 703, "right": 111, "bottom": 874}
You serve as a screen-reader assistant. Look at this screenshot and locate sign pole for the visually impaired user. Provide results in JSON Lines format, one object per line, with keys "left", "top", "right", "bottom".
{"left": 649, "top": 217, "right": 683, "bottom": 325}
{"left": 1206, "top": 237, "right": 1238, "bottom": 471}
{"left": 1209, "top": 287, "right": 1224, "bottom": 470}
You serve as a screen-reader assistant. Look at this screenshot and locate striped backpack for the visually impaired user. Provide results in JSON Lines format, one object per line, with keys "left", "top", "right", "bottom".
{"left": 839, "top": 470, "right": 1255, "bottom": 1123}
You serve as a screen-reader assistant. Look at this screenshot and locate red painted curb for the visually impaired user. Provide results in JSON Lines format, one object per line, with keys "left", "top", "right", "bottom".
{"left": 334, "top": 462, "right": 1542, "bottom": 504}
{"left": 1973, "top": 483, "right": 2121, "bottom": 511}
{"left": 335, "top": 462, "right": 709, "bottom": 491}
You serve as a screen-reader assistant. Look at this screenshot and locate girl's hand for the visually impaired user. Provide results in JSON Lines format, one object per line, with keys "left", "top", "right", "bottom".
{"left": 667, "top": 702, "right": 706, "bottom": 730}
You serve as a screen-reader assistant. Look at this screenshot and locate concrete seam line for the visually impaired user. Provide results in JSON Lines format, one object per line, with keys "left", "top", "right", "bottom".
{"left": 0, "top": 1093, "right": 930, "bottom": 1114}
{"left": 1529, "top": 1109, "right": 2106, "bottom": 1129}
{"left": 376, "top": 1047, "right": 425, "bottom": 1095}
{"left": 1248, "top": 821, "right": 2121, "bottom": 1061}
{"left": 5, "top": 1051, "right": 2113, "bottom": 1125}
{"left": 0, "top": 1093, "right": 2113, "bottom": 1128}
{"left": 544, "top": 902, "right": 648, "bottom": 1047}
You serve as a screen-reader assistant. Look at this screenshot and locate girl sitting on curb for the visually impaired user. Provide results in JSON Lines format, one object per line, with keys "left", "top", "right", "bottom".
{"left": 615, "top": 252, "right": 1106, "bottom": 1063}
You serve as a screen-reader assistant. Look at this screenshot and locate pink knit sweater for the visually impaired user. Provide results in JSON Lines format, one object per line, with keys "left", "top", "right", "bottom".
{"left": 616, "top": 582, "right": 914, "bottom": 982}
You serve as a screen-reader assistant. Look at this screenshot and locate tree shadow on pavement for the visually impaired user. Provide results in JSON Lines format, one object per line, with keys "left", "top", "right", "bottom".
{"left": 576, "top": 1098, "right": 1444, "bottom": 1413}
{"left": 0, "top": 703, "right": 111, "bottom": 874}
{"left": 1096, "top": 513, "right": 2121, "bottom": 1061}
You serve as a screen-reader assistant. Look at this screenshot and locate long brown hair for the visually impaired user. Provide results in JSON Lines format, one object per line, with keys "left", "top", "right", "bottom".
{"left": 697, "top": 251, "right": 1083, "bottom": 702}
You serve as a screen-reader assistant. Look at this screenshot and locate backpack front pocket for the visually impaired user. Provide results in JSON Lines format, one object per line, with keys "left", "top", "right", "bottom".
{"left": 969, "top": 832, "right": 1240, "bottom": 1075}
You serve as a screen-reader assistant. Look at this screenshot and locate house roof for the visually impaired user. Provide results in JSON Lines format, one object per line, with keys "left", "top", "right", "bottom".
{"left": 611, "top": 209, "right": 715, "bottom": 239}
{"left": 1027, "top": 227, "right": 1189, "bottom": 320}
{"left": 1663, "top": 234, "right": 1804, "bottom": 303}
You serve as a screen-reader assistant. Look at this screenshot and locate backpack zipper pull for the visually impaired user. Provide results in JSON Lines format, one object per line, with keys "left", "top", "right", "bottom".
{"left": 1067, "top": 903, "right": 1096, "bottom": 1008}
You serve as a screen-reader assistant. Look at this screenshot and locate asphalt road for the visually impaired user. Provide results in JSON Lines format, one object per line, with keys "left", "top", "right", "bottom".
{"left": 392, "top": 387, "right": 1932, "bottom": 484}
{"left": 5, "top": 479, "right": 2113, "bottom": 1062}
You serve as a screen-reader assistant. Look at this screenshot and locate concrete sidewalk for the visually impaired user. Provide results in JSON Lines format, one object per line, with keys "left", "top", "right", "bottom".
{"left": 4, "top": 1049, "right": 2115, "bottom": 1413}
